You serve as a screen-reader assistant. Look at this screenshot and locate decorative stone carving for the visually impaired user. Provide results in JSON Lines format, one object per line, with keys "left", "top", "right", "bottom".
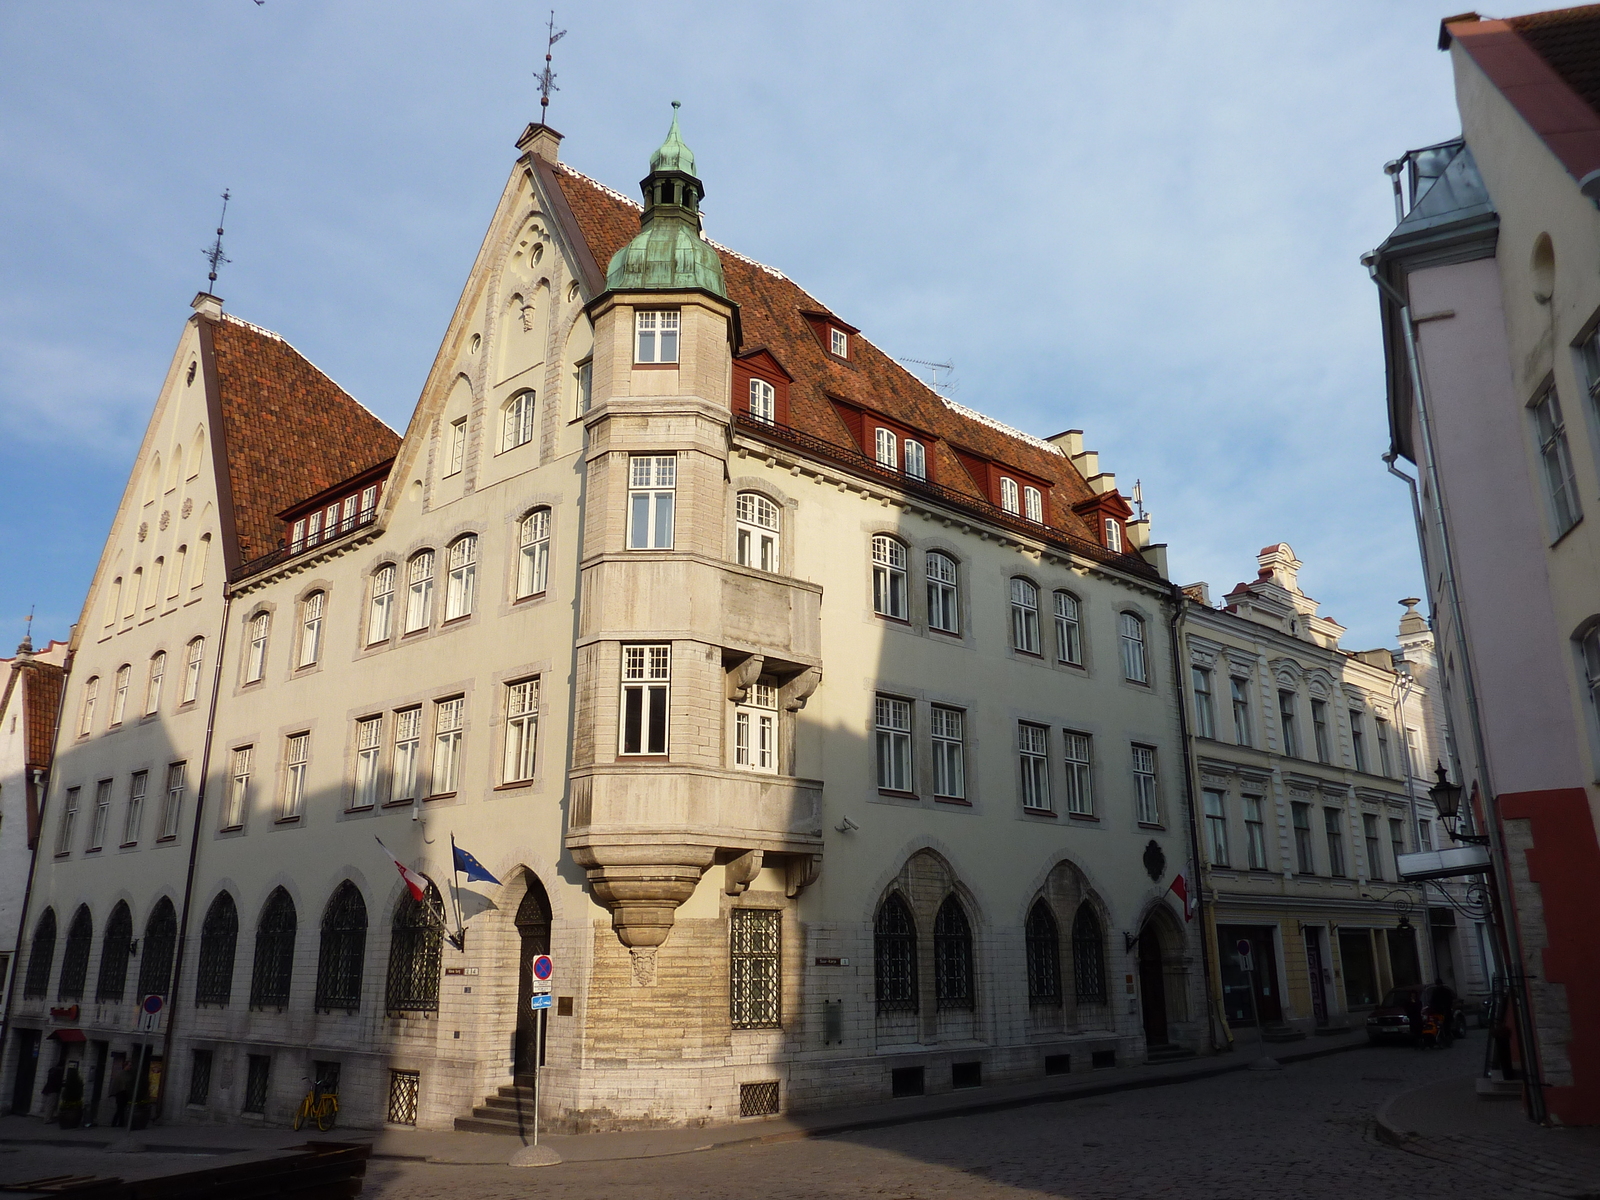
{"left": 181, "top": 498, "right": 193, "bottom": 519}
{"left": 629, "top": 947, "right": 657, "bottom": 987}
{"left": 1142, "top": 840, "right": 1166, "bottom": 882}
{"left": 137, "top": 522, "right": 147, "bottom": 542}
{"left": 785, "top": 665, "right": 822, "bottom": 712}
{"left": 159, "top": 510, "right": 170, "bottom": 531}
{"left": 784, "top": 852, "right": 822, "bottom": 898}
{"left": 723, "top": 849, "right": 763, "bottom": 895}
{"left": 728, "top": 654, "right": 764, "bottom": 703}
{"left": 568, "top": 842, "right": 714, "bottom": 949}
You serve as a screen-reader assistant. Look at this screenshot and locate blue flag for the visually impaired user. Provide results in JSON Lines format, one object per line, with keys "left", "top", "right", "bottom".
{"left": 452, "top": 842, "right": 501, "bottom": 885}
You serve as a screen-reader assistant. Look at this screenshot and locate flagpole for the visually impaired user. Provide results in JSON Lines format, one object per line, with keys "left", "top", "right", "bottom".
{"left": 448, "top": 834, "right": 467, "bottom": 946}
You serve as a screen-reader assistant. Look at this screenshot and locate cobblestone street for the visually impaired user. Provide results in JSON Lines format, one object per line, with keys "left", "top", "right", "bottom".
{"left": 365, "top": 1035, "right": 1539, "bottom": 1199}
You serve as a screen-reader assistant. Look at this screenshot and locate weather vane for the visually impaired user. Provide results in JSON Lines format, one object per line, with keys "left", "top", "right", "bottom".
{"left": 203, "top": 189, "right": 231, "bottom": 291}
{"left": 536, "top": 10, "right": 566, "bottom": 123}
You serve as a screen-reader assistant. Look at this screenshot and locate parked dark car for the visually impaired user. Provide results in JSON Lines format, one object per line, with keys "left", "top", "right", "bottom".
{"left": 1366, "top": 984, "right": 1469, "bottom": 1045}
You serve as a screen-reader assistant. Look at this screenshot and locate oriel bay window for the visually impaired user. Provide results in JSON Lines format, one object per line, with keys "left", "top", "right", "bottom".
{"left": 621, "top": 645, "right": 671, "bottom": 756}
{"left": 729, "top": 908, "right": 781, "bottom": 1029}
{"left": 875, "top": 695, "right": 912, "bottom": 793}
{"left": 634, "top": 310, "right": 679, "bottom": 363}
{"left": 735, "top": 493, "right": 780, "bottom": 572}
{"left": 734, "top": 680, "right": 777, "bottom": 773}
{"left": 628, "top": 455, "right": 677, "bottom": 549}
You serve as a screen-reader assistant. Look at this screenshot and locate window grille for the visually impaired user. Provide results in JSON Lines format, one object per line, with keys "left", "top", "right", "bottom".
{"left": 23, "top": 909, "right": 55, "bottom": 999}
{"left": 138, "top": 898, "right": 178, "bottom": 1001}
{"left": 445, "top": 536, "right": 477, "bottom": 620}
{"left": 926, "top": 552, "right": 959, "bottom": 633}
{"left": 1025, "top": 901, "right": 1061, "bottom": 1006}
{"left": 933, "top": 896, "right": 974, "bottom": 1010}
{"left": 504, "top": 679, "right": 540, "bottom": 782}
{"left": 1119, "top": 613, "right": 1146, "bottom": 682}
{"left": 57, "top": 906, "right": 93, "bottom": 1003}
{"left": 405, "top": 552, "right": 434, "bottom": 633}
{"left": 1010, "top": 578, "right": 1040, "bottom": 653}
{"left": 931, "top": 706, "right": 965, "bottom": 799}
{"left": 96, "top": 903, "right": 132, "bottom": 1002}
{"left": 1071, "top": 903, "right": 1106, "bottom": 1003}
{"left": 189, "top": 1049, "right": 212, "bottom": 1107}
{"left": 1054, "top": 592, "right": 1081, "bottom": 664}
{"left": 315, "top": 882, "right": 368, "bottom": 1012}
{"left": 195, "top": 892, "right": 238, "bottom": 1006}
{"left": 368, "top": 566, "right": 395, "bottom": 643}
{"left": 730, "top": 909, "right": 781, "bottom": 1029}
{"left": 873, "top": 894, "right": 918, "bottom": 1014}
{"left": 503, "top": 390, "right": 535, "bottom": 450}
{"left": 432, "top": 698, "right": 463, "bottom": 793}
{"left": 871, "top": 536, "right": 907, "bottom": 619}
{"left": 875, "top": 695, "right": 912, "bottom": 792}
{"left": 748, "top": 378, "right": 775, "bottom": 423}
{"left": 387, "top": 1070, "right": 420, "bottom": 1125}
{"left": 627, "top": 455, "right": 677, "bottom": 549}
{"left": 386, "top": 886, "right": 444, "bottom": 1013}
{"left": 250, "top": 888, "right": 297, "bottom": 1009}
{"left": 740, "top": 1080, "right": 780, "bottom": 1117}
{"left": 243, "top": 1055, "right": 271, "bottom": 1114}
{"left": 517, "top": 510, "right": 551, "bottom": 598}
{"left": 391, "top": 707, "right": 422, "bottom": 803}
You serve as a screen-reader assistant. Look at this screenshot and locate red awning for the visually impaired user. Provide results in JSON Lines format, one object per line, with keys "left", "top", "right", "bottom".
{"left": 47, "top": 1029, "right": 85, "bottom": 1043}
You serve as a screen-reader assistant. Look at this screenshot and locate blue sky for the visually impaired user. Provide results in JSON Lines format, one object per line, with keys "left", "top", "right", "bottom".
{"left": 1, "top": 1, "right": 1464, "bottom": 653}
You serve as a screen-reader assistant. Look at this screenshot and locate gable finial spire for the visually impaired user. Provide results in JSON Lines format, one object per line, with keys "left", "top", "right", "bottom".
{"left": 18, "top": 606, "right": 34, "bottom": 656}
{"left": 203, "top": 189, "right": 231, "bottom": 291}
{"left": 536, "top": 10, "right": 567, "bottom": 124}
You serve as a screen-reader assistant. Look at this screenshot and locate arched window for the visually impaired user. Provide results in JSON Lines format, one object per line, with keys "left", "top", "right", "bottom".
{"left": 934, "top": 895, "right": 974, "bottom": 1010}
{"left": 1120, "top": 612, "right": 1147, "bottom": 683}
{"left": 1010, "top": 578, "right": 1040, "bottom": 654}
{"left": 1580, "top": 623, "right": 1600, "bottom": 733}
{"left": 315, "top": 882, "right": 368, "bottom": 1012}
{"left": 97, "top": 902, "right": 132, "bottom": 1002}
{"left": 735, "top": 493, "right": 780, "bottom": 572}
{"left": 182, "top": 637, "right": 205, "bottom": 704}
{"left": 137, "top": 897, "right": 178, "bottom": 1001}
{"left": 1025, "top": 900, "right": 1061, "bottom": 1006}
{"left": 195, "top": 892, "right": 238, "bottom": 1006}
{"left": 145, "top": 652, "right": 166, "bottom": 715}
{"left": 79, "top": 677, "right": 99, "bottom": 736}
{"left": 128, "top": 567, "right": 143, "bottom": 616}
{"left": 502, "top": 390, "right": 536, "bottom": 451}
{"left": 110, "top": 665, "right": 131, "bottom": 726}
{"left": 58, "top": 906, "right": 93, "bottom": 1003}
{"left": 105, "top": 577, "right": 122, "bottom": 627}
{"left": 874, "top": 894, "right": 917, "bottom": 1014}
{"left": 748, "top": 377, "right": 775, "bottom": 424}
{"left": 298, "top": 592, "right": 324, "bottom": 667}
{"left": 926, "top": 552, "right": 959, "bottom": 633}
{"left": 23, "top": 909, "right": 56, "bottom": 999}
{"left": 193, "top": 533, "right": 211, "bottom": 590}
{"left": 1072, "top": 903, "right": 1106, "bottom": 1003}
{"left": 245, "top": 612, "right": 269, "bottom": 682}
{"left": 171, "top": 545, "right": 187, "bottom": 597}
{"left": 1054, "top": 592, "right": 1082, "bottom": 665}
{"left": 386, "top": 885, "right": 445, "bottom": 1013}
{"left": 517, "top": 510, "right": 551, "bottom": 599}
{"left": 249, "top": 888, "right": 297, "bottom": 1009}
{"left": 999, "top": 477, "right": 1020, "bottom": 514}
{"left": 871, "top": 535, "right": 907, "bottom": 620}
{"left": 149, "top": 557, "right": 164, "bottom": 608}
{"left": 406, "top": 552, "right": 434, "bottom": 633}
{"left": 368, "top": 565, "right": 396, "bottom": 643}
{"left": 445, "top": 536, "right": 477, "bottom": 620}
{"left": 1024, "top": 486, "right": 1043, "bottom": 523}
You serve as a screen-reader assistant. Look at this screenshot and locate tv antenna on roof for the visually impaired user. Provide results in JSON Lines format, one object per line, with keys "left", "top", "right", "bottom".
{"left": 1132, "top": 479, "right": 1146, "bottom": 521}
{"left": 898, "top": 357, "right": 956, "bottom": 395}
{"left": 203, "top": 190, "right": 231, "bottom": 291}
{"left": 536, "top": 11, "right": 567, "bottom": 123}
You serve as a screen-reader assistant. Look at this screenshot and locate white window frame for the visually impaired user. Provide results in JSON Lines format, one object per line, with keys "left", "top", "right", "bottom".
{"left": 89, "top": 778, "right": 112, "bottom": 851}
{"left": 926, "top": 552, "right": 959, "bottom": 633}
{"left": 575, "top": 359, "right": 593, "bottom": 415}
{"left": 931, "top": 706, "right": 965, "bottom": 799}
{"left": 502, "top": 390, "right": 536, "bottom": 452}
{"left": 405, "top": 552, "right": 435, "bottom": 633}
{"left": 446, "top": 417, "right": 467, "bottom": 477}
{"left": 875, "top": 695, "right": 912, "bottom": 793}
{"left": 1019, "top": 722, "right": 1052, "bottom": 812}
{"left": 1055, "top": 592, "right": 1082, "bottom": 664}
{"left": 874, "top": 427, "right": 897, "bottom": 469}
{"left": 298, "top": 591, "right": 325, "bottom": 667}
{"left": 56, "top": 787, "right": 79, "bottom": 856}
{"left": 1023, "top": 485, "right": 1043, "bottom": 523}
{"left": 368, "top": 566, "right": 395, "bottom": 644}
{"left": 904, "top": 439, "right": 926, "bottom": 480}
{"left": 635, "top": 310, "right": 680, "bottom": 364}
{"left": 445, "top": 535, "right": 477, "bottom": 621}
{"left": 246, "top": 612, "right": 269, "bottom": 681}
{"left": 182, "top": 638, "right": 204, "bottom": 704}
{"left": 162, "top": 760, "right": 186, "bottom": 838}
{"left": 1192, "top": 666, "right": 1215, "bottom": 739}
{"left": 1279, "top": 690, "right": 1299, "bottom": 758}
{"left": 1063, "top": 731, "right": 1093, "bottom": 816}
{"left": 504, "top": 678, "right": 540, "bottom": 783}
{"left": 871, "top": 535, "right": 908, "bottom": 619}
{"left": 1533, "top": 386, "right": 1582, "bottom": 537}
{"left": 1231, "top": 676, "right": 1252, "bottom": 746}
{"left": 1119, "top": 612, "right": 1147, "bottom": 683}
{"left": 1582, "top": 625, "right": 1600, "bottom": 745}
{"left": 79, "top": 676, "right": 98, "bottom": 736}
{"left": 830, "top": 327, "right": 848, "bottom": 357}
{"left": 748, "top": 377, "right": 775, "bottom": 424}
{"left": 1203, "top": 789, "right": 1229, "bottom": 866}
{"left": 1010, "top": 578, "right": 1040, "bottom": 654}
{"left": 354, "top": 717, "right": 383, "bottom": 809}
{"left": 999, "top": 476, "right": 1020, "bottom": 514}
{"left": 391, "top": 707, "right": 421, "bottom": 804}
{"left": 110, "top": 664, "right": 130, "bottom": 726}
{"left": 1132, "top": 744, "right": 1160, "bottom": 825}
{"left": 1311, "top": 698, "right": 1331, "bottom": 763}
{"left": 123, "top": 771, "right": 147, "bottom": 845}
{"left": 1104, "top": 517, "right": 1123, "bottom": 552}
{"left": 518, "top": 510, "right": 551, "bottom": 598}
{"left": 281, "top": 736, "right": 307, "bottom": 820}
{"left": 733, "top": 681, "right": 777, "bottom": 774}
{"left": 145, "top": 652, "right": 165, "bottom": 716}
{"left": 628, "top": 455, "right": 677, "bottom": 550}
{"left": 225, "top": 745, "right": 252, "bottom": 829}
{"left": 432, "top": 697, "right": 464, "bottom": 794}
{"left": 735, "top": 492, "right": 780, "bottom": 573}
{"left": 620, "top": 645, "right": 671, "bottom": 756}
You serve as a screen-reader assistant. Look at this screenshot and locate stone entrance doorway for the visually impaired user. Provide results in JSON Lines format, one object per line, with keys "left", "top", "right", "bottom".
{"left": 1139, "top": 924, "right": 1168, "bottom": 1045}
{"left": 514, "top": 874, "right": 552, "bottom": 1077}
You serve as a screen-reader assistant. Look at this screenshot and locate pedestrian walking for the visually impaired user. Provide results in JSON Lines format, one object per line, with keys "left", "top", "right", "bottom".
{"left": 39, "top": 1064, "right": 62, "bottom": 1121}
{"left": 109, "top": 1062, "right": 135, "bottom": 1127}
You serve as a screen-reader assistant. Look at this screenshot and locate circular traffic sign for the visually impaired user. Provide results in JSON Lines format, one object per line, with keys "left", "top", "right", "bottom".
{"left": 141, "top": 994, "right": 164, "bottom": 1015}
{"left": 532, "top": 955, "right": 553, "bottom": 981}
{"left": 1235, "top": 939, "right": 1252, "bottom": 957}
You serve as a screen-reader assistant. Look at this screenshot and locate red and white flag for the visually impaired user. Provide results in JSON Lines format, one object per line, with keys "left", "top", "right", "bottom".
{"left": 377, "top": 838, "right": 429, "bottom": 902}
{"left": 1168, "top": 871, "right": 1195, "bottom": 922}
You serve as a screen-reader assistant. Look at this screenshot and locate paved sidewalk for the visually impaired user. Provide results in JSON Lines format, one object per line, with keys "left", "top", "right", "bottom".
{"left": 1376, "top": 1071, "right": 1600, "bottom": 1197}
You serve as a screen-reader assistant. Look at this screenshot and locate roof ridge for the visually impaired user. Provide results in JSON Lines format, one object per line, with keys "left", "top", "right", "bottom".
{"left": 939, "top": 397, "right": 1066, "bottom": 458}
{"left": 220, "top": 312, "right": 395, "bottom": 434}
{"left": 554, "top": 161, "right": 643, "bottom": 212}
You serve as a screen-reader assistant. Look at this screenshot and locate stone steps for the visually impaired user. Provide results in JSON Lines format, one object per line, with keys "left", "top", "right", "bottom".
{"left": 453, "top": 1076, "right": 540, "bottom": 1135}
{"left": 1145, "top": 1043, "right": 1196, "bottom": 1064}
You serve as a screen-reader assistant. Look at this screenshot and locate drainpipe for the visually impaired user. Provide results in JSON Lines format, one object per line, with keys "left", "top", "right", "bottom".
{"left": 1367, "top": 259, "right": 1546, "bottom": 1122}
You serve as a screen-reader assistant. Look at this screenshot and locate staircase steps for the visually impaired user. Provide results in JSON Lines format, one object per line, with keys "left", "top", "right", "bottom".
{"left": 1145, "top": 1043, "right": 1196, "bottom": 1064}
{"left": 453, "top": 1075, "right": 541, "bottom": 1135}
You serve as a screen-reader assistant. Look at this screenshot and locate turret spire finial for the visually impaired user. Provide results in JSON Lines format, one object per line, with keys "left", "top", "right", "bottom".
{"left": 536, "top": 11, "right": 567, "bottom": 123}
{"left": 203, "top": 189, "right": 231, "bottom": 291}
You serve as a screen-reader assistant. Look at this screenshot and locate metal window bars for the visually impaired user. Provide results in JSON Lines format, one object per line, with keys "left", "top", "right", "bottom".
{"left": 315, "top": 883, "right": 368, "bottom": 1011}
{"left": 195, "top": 893, "right": 239, "bottom": 1006}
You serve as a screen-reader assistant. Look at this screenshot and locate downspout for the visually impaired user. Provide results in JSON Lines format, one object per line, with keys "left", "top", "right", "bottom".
{"left": 1368, "top": 261, "right": 1546, "bottom": 1122}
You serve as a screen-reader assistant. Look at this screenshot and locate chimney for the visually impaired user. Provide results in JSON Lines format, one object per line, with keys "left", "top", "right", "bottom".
{"left": 517, "top": 123, "right": 564, "bottom": 163}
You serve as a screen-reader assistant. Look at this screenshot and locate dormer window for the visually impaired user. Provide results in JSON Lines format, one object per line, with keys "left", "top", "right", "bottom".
{"left": 636, "top": 311, "right": 680, "bottom": 364}
{"left": 749, "top": 378, "right": 775, "bottom": 424}
{"left": 831, "top": 328, "right": 848, "bottom": 357}
{"left": 904, "top": 439, "right": 926, "bottom": 480}
{"left": 1104, "top": 518, "right": 1123, "bottom": 553}
{"left": 999, "top": 477, "right": 1020, "bottom": 514}
{"left": 1024, "top": 486, "right": 1043, "bottom": 523}
{"left": 874, "top": 428, "right": 897, "bottom": 469}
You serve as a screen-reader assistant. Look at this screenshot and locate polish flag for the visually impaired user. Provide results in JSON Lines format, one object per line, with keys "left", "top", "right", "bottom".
{"left": 1168, "top": 871, "right": 1195, "bottom": 922}
{"left": 377, "top": 838, "right": 429, "bottom": 902}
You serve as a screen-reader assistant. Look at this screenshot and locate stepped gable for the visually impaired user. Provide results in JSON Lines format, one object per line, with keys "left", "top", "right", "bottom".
{"left": 208, "top": 315, "right": 401, "bottom": 560}
{"left": 551, "top": 163, "right": 1104, "bottom": 543}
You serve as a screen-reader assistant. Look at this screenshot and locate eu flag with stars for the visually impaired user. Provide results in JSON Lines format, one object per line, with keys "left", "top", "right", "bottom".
{"left": 453, "top": 842, "right": 501, "bottom": 885}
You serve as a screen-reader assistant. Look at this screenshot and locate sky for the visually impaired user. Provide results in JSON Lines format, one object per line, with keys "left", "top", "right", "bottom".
{"left": 1, "top": 1, "right": 1467, "bottom": 654}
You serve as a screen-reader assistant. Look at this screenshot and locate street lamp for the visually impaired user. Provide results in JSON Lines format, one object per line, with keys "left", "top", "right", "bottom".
{"left": 1427, "top": 762, "right": 1490, "bottom": 846}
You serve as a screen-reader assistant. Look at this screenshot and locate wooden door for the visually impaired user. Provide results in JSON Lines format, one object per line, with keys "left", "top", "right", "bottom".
{"left": 1139, "top": 926, "right": 1168, "bottom": 1045}
{"left": 1305, "top": 929, "right": 1328, "bottom": 1027}
{"left": 514, "top": 878, "right": 552, "bottom": 1077}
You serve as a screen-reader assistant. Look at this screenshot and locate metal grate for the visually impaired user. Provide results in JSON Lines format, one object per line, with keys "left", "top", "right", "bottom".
{"left": 96, "top": 903, "right": 132, "bottom": 1002}
{"left": 387, "top": 1070, "right": 420, "bottom": 1125}
{"left": 195, "top": 893, "right": 238, "bottom": 1006}
{"left": 315, "top": 882, "right": 368, "bottom": 1011}
{"left": 313, "top": 1060, "right": 341, "bottom": 1096}
{"left": 933, "top": 896, "right": 974, "bottom": 1010}
{"left": 188, "top": 1050, "right": 212, "bottom": 1106}
{"left": 730, "top": 909, "right": 781, "bottom": 1029}
{"left": 873, "top": 894, "right": 917, "bottom": 1014}
{"left": 57, "top": 906, "right": 93, "bottom": 1003}
{"left": 739, "top": 1080, "right": 779, "bottom": 1117}
{"left": 386, "top": 887, "right": 444, "bottom": 1014}
{"left": 242, "top": 1054, "right": 270, "bottom": 1113}
{"left": 1072, "top": 903, "right": 1106, "bottom": 1004}
{"left": 137, "top": 898, "right": 178, "bottom": 1002}
{"left": 249, "top": 888, "right": 297, "bottom": 1009}
{"left": 23, "top": 909, "right": 55, "bottom": 999}
{"left": 1025, "top": 901, "right": 1061, "bottom": 1006}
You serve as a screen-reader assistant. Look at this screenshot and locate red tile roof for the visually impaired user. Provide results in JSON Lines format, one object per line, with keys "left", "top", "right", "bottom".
{"left": 1511, "top": 6, "right": 1600, "bottom": 117}
{"left": 207, "top": 315, "right": 400, "bottom": 562}
{"left": 0, "top": 649, "right": 65, "bottom": 771}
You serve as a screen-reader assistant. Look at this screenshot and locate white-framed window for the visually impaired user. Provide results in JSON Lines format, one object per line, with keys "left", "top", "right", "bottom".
{"left": 1019, "top": 722, "right": 1051, "bottom": 811}
{"left": 182, "top": 637, "right": 205, "bottom": 704}
{"left": 123, "top": 771, "right": 147, "bottom": 845}
{"left": 999, "top": 477, "right": 1020, "bottom": 514}
{"left": 1010, "top": 578, "right": 1041, "bottom": 653}
{"left": 110, "top": 664, "right": 130, "bottom": 726}
{"left": 445, "top": 535, "right": 477, "bottom": 621}
{"left": 1533, "top": 386, "right": 1582, "bottom": 537}
{"left": 79, "top": 676, "right": 99, "bottom": 735}
{"left": 575, "top": 359, "right": 593, "bottom": 415}
{"left": 291, "top": 519, "right": 308, "bottom": 552}
{"left": 1132, "top": 744, "right": 1159, "bottom": 825}
{"left": 446, "top": 417, "right": 467, "bottom": 477}
{"left": 871, "top": 535, "right": 908, "bottom": 619}
{"left": 904, "top": 439, "right": 926, "bottom": 480}
{"left": 931, "top": 706, "right": 965, "bottom": 799}
{"left": 504, "top": 678, "right": 540, "bottom": 783}
{"left": 354, "top": 717, "right": 383, "bottom": 809}
{"left": 1311, "top": 698, "right": 1332, "bottom": 762}
{"left": 734, "top": 680, "right": 777, "bottom": 774}
{"left": 502, "top": 391, "right": 536, "bottom": 451}
{"left": 368, "top": 566, "right": 395, "bottom": 644}
{"left": 1203, "top": 789, "right": 1229, "bottom": 866}
{"left": 339, "top": 494, "right": 358, "bottom": 535}
{"left": 432, "top": 697, "right": 464, "bottom": 794}
{"left": 621, "top": 645, "right": 671, "bottom": 756}
{"left": 1244, "top": 795, "right": 1268, "bottom": 869}
{"left": 225, "top": 745, "right": 252, "bottom": 828}
{"left": 1350, "top": 709, "right": 1367, "bottom": 772}
{"left": 830, "top": 327, "right": 848, "bottom": 357}
{"left": 1278, "top": 690, "right": 1299, "bottom": 757}
{"left": 405, "top": 551, "right": 435, "bottom": 633}
{"left": 1054, "top": 592, "right": 1082, "bottom": 665}
{"left": 926, "top": 552, "right": 959, "bottom": 633}
{"left": 1192, "top": 666, "right": 1215, "bottom": 738}
{"left": 874, "top": 427, "right": 897, "bottom": 469}
{"left": 1231, "top": 677, "right": 1252, "bottom": 746}
{"left": 875, "top": 695, "right": 912, "bottom": 792}
{"left": 1119, "top": 613, "right": 1147, "bottom": 683}
{"left": 635, "top": 310, "right": 680, "bottom": 363}
{"left": 1324, "top": 807, "right": 1346, "bottom": 877}
{"left": 281, "top": 736, "right": 307, "bottom": 820}
{"left": 518, "top": 510, "right": 551, "bottom": 598}
{"left": 1376, "top": 717, "right": 1393, "bottom": 776}
{"left": 359, "top": 485, "right": 378, "bottom": 523}
{"left": 162, "top": 760, "right": 187, "bottom": 838}
{"left": 391, "top": 707, "right": 421, "bottom": 804}
{"left": 1582, "top": 625, "right": 1600, "bottom": 740}
{"left": 1063, "top": 731, "right": 1093, "bottom": 815}
{"left": 735, "top": 492, "right": 780, "bottom": 572}
{"left": 628, "top": 455, "right": 677, "bottom": 549}
{"left": 1024, "top": 486, "right": 1043, "bottom": 523}
{"left": 299, "top": 591, "right": 325, "bottom": 667}
{"left": 55, "top": 787, "right": 79, "bottom": 856}
{"left": 245, "top": 612, "right": 269, "bottom": 681}
{"left": 1104, "top": 518, "right": 1123, "bottom": 552}
{"left": 145, "top": 652, "right": 165, "bottom": 715}
{"left": 749, "top": 377, "right": 775, "bottom": 424}
{"left": 89, "top": 779, "right": 112, "bottom": 851}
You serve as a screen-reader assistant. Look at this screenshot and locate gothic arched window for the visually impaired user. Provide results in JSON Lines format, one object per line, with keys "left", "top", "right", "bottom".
{"left": 249, "top": 888, "right": 297, "bottom": 1009}
{"left": 933, "top": 895, "right": 974, "bottom": 1010}
{"left": 873, "top": 893, "right": 917, "bottom": 1014}
{"left": 23, "top": 909, "right": 56, "bottom": 999}
{"left": 58, "top": 906, "right": 93, "bottom": 1003}
{"left": 315, "top": 881, "right": 368, "bottom": 1012}
{"left": 1025, "top": 900, "right": 1061, "bottom": 1006}
{"left": 386, "top": 885, "right": 444, "bottom": 1014}
{"left": 96, "top": 902, "right": 132, "bottom": 1003}
{"left": 1072, "top": 902, "right": 1107, "bottom": 1004}
{"left": 195, "top": 892, "right": 239, "bottom": 1006}
{"left": 137, "top": 897, "right": 178, "bottom": 1001}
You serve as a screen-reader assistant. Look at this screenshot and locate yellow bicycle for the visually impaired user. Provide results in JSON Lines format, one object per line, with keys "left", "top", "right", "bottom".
{"left": 291, "top": 1079, "right": 338, "bottom": 1132}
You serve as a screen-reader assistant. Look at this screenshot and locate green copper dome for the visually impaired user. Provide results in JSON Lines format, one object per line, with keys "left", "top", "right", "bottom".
{"left": 605, "top": 103, "right": 727, "bottom": 298}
